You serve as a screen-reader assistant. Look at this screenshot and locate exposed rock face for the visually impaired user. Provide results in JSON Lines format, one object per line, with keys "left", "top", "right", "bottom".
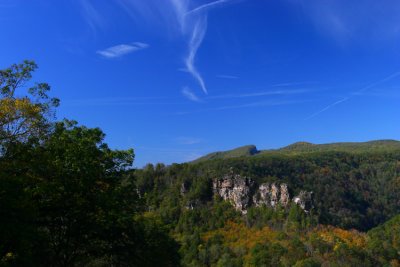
{"left": 280, "top": 184, "right": 290, "bottom": 206}
{"left": 270, "top": 184, "right": 279, "bottom": 206}
{"left": 213, "top": 171, "right": 313, "bottom": 214}
{"left": 253, "top": 183, "right": 290, "bottom": 208}
{"left": 180, "top": 182, "right": 188, "bottom": 196}
{"left": 293, "top": 191, "right": 313, "bottom": 212}
{"left": 253, "top": 183, "right": 270, "bottom": 207}
{"left": 213, "top": 172, "right": 254, "bottom": 214}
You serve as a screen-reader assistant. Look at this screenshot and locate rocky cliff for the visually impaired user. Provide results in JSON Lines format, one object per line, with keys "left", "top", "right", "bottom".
{"left": 212, "top": 172, "right": 254, "bottom": 214}
{"left": 252, "top": 183, "right": 291, "bottom": 208}
{"left": 213, "top": 171, "right": 312, "bottom": 214}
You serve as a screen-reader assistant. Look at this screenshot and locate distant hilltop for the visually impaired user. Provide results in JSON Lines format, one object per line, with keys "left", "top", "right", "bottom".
{"left": 192, "top": 139, "right": 400, "bottom": 163}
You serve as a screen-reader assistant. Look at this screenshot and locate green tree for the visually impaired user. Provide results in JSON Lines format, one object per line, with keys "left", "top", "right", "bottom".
{"left": 0, "top": 61, "right": 180, "bottom": 266}
{"left": 248, "top": 242, "right": 287, "bottom": 267}
{"left": 0, "top": 60, "right": 59, "bottom": 152}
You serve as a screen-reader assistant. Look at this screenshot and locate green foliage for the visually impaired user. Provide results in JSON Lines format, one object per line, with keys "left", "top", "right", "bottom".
{"left": 0, "top": 119, "right": 180, "bottom": 266}
{"left": 293, "top": 258, "right": 321, "bottom": 267}
{"left": 368, "top": 214, "right": 400, "bottom": 264}
{"left": 249, "top": 242, "right": 287, "bottom": 266}
{"left": 0, "top": 60, "right": 59, "bottom": 150}
{"left": 134, "top": 137, "right": 400, "bottom": 266}
{"left": 2, "top": 60, "right": 400, "bottom": 267}
{"left": 0, "top": 175, "right": 40, "bottom": 266}
{"left": 0, "top": 61, "right": 179, "bottom": 266}
{"left": 192, "top": 145, "right": 259, "bottom": 163}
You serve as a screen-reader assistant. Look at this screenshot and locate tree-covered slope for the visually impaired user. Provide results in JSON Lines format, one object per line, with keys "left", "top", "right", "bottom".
{"left": 139, "top": 146, "right": 400, "bottom": 231}
{"left": 368, "top": 214, "right": 400, "bottom": 264}
{"left": 4, "top": 60, "right": 400, "bottom": 266}
{"left": 135, "top": 144, "right": 400, "bottom": 266}
{"left": 277, "top": 139, "right": 400, "bottom": 153}
{"left": 192, "top": 145, "right": 259, "bottom": 163}
{"left": 192, "top": 140, "right": 400, "bottom": 163}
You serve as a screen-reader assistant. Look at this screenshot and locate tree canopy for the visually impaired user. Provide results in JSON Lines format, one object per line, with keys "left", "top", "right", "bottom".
{"left": 0, "top": 61, "right": 179, "bottom": 266}
{"left": 1, "top": 60, "right": 400, "bottom": 266}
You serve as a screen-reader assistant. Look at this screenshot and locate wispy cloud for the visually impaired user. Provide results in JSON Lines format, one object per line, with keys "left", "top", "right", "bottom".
{"left": 353, "top": 88, "right": 400, "bottom": 98}
{"left": 211, "top": 99, "right": 306, "bottom": 111}
{"left": 176, "top": 99, "right": 308, "bottom": 115}
{"left": 182, "top": 87, "right": 202, "bottom": 102}
{"left": 207, "top": 89, "right": 311, "bottom": 100}
{"left": 297, "top": 0, "right": 400, "bottom": 45}
{"left": 63, "top": 96, "right": 175, "bottom": 107}
{"left": 216, "top": 74, "right": 239, "bottom": 79}
{"left": 97, "top": 42, "right": 148, "bottom": 58}
{"left": 305, "top": 71, "right": 400, "bottom": 120}
{"left": 79, "top": 0, "right": 106, "bottom": 32}
{"left": 114, "top": 0, "right": 241, "bottom": 95}
{"left": 172, "top": 0, "right": 239, "bottom": 95}
{"left": 271, "top": 81, "right": 318, "bottom": 87}
{"left": 65, "top": 87, "right": 311, "bottom": 107}
{"left": 186, "top": 0, "right": 237, "bottom": 15}
{"left": 184, "top": 15, "right": 208, "bottom": 93}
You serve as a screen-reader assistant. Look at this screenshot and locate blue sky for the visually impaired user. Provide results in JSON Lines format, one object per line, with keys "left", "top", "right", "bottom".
{"left": 1, "top": 0, "right": 400, "bottom": 166}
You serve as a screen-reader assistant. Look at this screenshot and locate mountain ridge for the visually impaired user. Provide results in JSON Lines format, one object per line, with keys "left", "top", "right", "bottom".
{"left": 192, "top": 139, "right": 400, "bottom": 163}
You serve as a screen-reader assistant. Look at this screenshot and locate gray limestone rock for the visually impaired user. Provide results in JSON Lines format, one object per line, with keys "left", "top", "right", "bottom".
{"left": 213, "top": 171, "right": 312, "bottom": 214}
{"left": 213, "top": 173, "right": 254, "bottom": 214}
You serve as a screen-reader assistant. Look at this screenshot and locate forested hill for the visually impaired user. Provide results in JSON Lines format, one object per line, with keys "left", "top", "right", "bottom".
{"left": 135, "top": 139, "right": 400, "bottom": 265}
{"left": 139, "top": 139, "right": 400, "bottom": 232}
{"left": 277, "top": 139, "right": 400, "bottom": 153}
{"left": 193, "top": 139, "right": 400, "bottom": 163}
{"left": 3, "top": 61, "right": 400, "bottom": 266}
{"left": 192, "top": 145, "right": 259, "bottom": 163}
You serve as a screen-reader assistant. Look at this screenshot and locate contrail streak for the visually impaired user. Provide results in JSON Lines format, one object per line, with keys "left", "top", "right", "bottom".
{"left": 305, "top": 97, "right": 349, "bottom": 120}
{"left": 305, "top": 71, "right": 400, "bottom": 120}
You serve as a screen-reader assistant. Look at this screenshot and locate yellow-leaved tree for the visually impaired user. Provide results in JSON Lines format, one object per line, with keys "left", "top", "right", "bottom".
{"left": 0, "top": 60, "right": 59, "bottom": 153}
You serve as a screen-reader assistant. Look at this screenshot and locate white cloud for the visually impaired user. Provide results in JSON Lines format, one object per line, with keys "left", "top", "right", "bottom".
{"left": 181, "top": 87, "right": 202, "bottom": 102}
{"left": 172, "top": 0, "right": 238, "bottom": 94}
{"left": 207, "top": 89, "right": 311, "bottom": 100}
{"left": 186, "top": 0, "right": 236, "bottom": 15}
{"left": 175, "top": 99, "right": 309, "bottom": 115}
{"left": 115, "top": 0, "right": 241, "bottom": 94}
{"left": 97, "top": 42, "right": 148, "bottom": 59}
{"left": 184, "top": 15, "right": 208, "bottom": 94}
{"left": 296, "top": 0, "right": 400, "bottom": 44}
{"left": 78, "top": 0, "right": 107, "bottom": 33}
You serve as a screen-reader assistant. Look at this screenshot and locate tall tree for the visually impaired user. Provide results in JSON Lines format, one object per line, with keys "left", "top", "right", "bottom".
{"left": 0, "top": 61, "right": 180, "bottom": 266}
{"left": 0, "top": 60, "right": 59, "bottom": 154}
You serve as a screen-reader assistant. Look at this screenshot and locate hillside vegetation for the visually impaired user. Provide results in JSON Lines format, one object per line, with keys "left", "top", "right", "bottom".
{"left": 194, "top": 140, "right": 400, "bottom": 163}
{"left": 193, "top": 145, "right": 259, "bottom": 163}
{"left": 135, "top": 140, "right": 400, "bottom": 266}
{"left": 1, "top": 61, "right": 400, "bottom": 266}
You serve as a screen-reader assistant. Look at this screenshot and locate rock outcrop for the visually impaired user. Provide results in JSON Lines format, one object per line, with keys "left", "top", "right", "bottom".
{"left": 280, "top": 184, "right": 290, "bottom": 206}
{"left": 252, "top": 183, "right": 290, "bottom": 208}
{"left": 180, "top": 182, "right": 188, "bottom": 196}
{"left": 213, "top": 171, "right": 313, "bottom": 214}
{"left": 213, "top": 172, "right": 254, "bottom": 214}
{"left": 293, "top": 191, "right": 313, "bottom": 212}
